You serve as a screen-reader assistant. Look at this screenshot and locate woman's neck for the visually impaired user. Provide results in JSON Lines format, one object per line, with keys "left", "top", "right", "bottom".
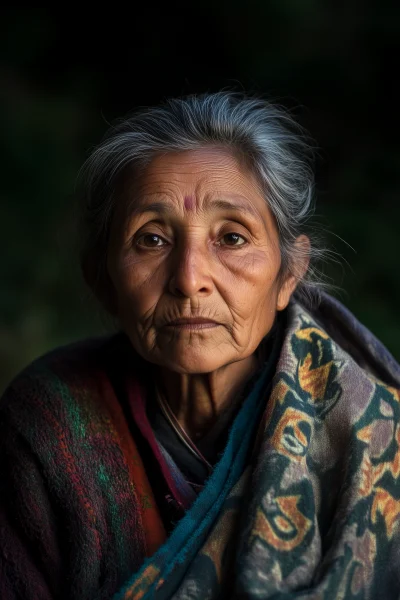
{"left": 153, "top": 351, "right": 261, "bottom": 441}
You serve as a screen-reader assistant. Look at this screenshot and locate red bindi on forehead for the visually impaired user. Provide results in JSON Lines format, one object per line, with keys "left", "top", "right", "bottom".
{"left": 184, "top": 195, "right": 195, "bottom": 211}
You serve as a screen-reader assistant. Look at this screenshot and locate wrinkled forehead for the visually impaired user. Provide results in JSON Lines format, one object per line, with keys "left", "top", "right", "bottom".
{"left": 113, "top": 147, "right": 274, "bottom": 226}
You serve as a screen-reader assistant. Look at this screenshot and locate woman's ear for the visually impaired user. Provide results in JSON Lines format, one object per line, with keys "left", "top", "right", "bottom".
{"left": 276, "top": 235, "right": 311, "bottom": 311}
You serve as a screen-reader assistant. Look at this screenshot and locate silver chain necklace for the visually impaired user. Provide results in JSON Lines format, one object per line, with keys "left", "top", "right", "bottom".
{"left": 154, "top": 385, "right": 213, "bottom": 474}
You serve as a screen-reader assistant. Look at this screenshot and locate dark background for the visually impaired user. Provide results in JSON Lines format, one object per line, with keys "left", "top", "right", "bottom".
{"left": 1, "top": 3, "right": 399, "bottom": 393}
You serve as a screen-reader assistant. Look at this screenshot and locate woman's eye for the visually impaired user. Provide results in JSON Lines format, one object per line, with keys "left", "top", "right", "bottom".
{"left": 136, "top": 234, "right": 165, "bottom": 248}
{"left": 219, "top": 232, "right": 247, "bottom": 247}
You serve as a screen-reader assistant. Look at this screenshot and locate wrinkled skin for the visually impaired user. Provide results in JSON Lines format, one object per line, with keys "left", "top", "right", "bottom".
{"left": 107, "top": 147, "right": 310, "bottom": 439}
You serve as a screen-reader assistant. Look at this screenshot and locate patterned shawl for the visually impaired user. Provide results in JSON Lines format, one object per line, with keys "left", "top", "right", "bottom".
{"left": 114, "top": 292, "right": 400, "bottom": 599}
{"left": 1, "top": 292, "right": 400, "bottom": 599}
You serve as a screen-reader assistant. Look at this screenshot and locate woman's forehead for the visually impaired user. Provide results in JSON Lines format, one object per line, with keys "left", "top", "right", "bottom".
{"left": 132, "top": 147, "right": 258, "bottom": 188}
{"left": 119, "top": 147, "right": 271, "bottom": 221}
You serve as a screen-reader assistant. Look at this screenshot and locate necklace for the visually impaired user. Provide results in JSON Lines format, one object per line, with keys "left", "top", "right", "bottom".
{"left": 154, "top": 385, "right": 213, "bottom": 474}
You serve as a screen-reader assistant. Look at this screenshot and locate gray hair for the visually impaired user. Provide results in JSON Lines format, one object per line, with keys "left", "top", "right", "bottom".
{"left": 79, "top": 91, "right": 334, "bottom": 313}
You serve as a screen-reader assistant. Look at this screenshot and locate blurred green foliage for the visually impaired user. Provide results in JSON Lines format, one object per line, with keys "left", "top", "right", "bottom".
{"left": 0, "top": 4, "right": 399, "bottom": 393}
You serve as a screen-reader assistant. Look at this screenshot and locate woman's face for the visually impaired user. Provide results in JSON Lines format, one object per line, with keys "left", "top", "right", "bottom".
{"left": 107, "top": 147, "right": 301, "bottom": 374}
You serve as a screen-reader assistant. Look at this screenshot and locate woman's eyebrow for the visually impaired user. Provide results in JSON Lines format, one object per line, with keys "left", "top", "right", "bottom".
{"left": 128, "top": 198, "right": 261, "bottom": 220}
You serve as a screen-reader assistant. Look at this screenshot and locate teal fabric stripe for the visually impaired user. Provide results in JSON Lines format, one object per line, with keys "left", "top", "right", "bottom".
{"left": 113, "top": 360, "right": 275, "bottom": 600}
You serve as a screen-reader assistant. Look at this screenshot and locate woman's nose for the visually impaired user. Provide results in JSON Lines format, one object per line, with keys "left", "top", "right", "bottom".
{"left": 168, "top": 241, "right": 213, "bottom": 298}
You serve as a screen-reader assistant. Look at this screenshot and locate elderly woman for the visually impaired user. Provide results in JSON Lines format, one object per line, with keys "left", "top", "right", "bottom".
{"left": 1, "top": 93, "right": 400, "bottom": 600}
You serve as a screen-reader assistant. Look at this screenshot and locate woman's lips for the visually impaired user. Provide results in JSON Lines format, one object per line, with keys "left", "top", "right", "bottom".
{"left": 165, "top": 322, "right": 220, "bottom": 330}
{"left": 163, "top": 317, "right": 219, "bottom": 330}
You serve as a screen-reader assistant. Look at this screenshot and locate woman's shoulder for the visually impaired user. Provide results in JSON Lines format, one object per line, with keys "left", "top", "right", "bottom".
{"left": 0, "top": 331, "right": 132, "bottom": 433}
{"left": 0, "top": 332, "right": 148, "bottom": 599}
{"left": 291, "top": 290, "right": 400, "bottom": 390}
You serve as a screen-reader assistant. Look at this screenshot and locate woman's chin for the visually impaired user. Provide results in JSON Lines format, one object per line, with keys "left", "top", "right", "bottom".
{"left": 151, "top": 345, "right": 229, "bottom": 374}
{"left": 160, "top": 355, "right": 222, "bottom": 375}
